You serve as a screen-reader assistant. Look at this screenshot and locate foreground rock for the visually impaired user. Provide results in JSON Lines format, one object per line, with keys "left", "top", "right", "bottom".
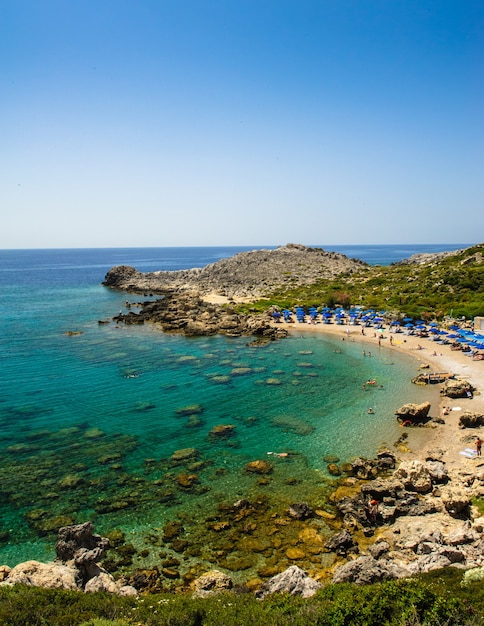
{"left": 192, "top": 569, "right": 233, "bottom": 597}
{"left": 256, "top": 565, "right": 322, "bottom": 599}
{"left": 103, "top": 244, "right": 367, "bottom": 300}
{"left": 0, "top": 522, "right": 137, "bottom": 596}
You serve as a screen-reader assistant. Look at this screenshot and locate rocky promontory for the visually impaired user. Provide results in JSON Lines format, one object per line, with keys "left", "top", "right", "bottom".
{"left": 103, "top": 244, "right": 367, "bottom": 299}
{"left": 112, "top": 292, "right": 288, "bottom": 340}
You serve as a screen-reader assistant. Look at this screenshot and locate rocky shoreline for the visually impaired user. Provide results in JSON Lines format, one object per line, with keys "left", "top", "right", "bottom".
{"left": 3, "top": 437, "right": 484, "bottom": 598}
{"left": 112, "top": 292, "right": 288, "bottom": 341}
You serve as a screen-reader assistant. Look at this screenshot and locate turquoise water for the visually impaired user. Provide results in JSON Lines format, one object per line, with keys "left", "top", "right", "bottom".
{"left": 0, "top": 247, "right": 452, "bottom": 570}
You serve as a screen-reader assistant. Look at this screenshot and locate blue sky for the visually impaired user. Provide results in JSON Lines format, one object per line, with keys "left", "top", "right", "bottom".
{"left": 1, "top": 0, "right": 482, "bottom": 248}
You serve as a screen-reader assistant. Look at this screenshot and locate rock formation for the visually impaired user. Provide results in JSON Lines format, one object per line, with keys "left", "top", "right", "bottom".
{"left": 0, "top": 522, "right": 137, "bottom": 596}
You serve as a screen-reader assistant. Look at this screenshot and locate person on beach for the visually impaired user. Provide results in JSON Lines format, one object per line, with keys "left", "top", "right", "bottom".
{"left": 476, "top": 437, "right": 482, "bottom": 457}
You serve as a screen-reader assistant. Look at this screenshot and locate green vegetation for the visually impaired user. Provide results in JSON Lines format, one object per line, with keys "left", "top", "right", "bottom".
{"left": 238, "top": 245, "right": 484, "bottom": 320}
{"left": 1, "top": 568, "right": 484, "bottom": 625}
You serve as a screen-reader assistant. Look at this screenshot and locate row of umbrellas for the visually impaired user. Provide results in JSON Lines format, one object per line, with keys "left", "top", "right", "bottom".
{"left": 272, "top": 308, "right": 484, "bottom": 351}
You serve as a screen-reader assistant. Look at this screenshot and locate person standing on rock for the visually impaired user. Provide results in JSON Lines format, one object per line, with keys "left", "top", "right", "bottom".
{"left": 476, "top": 437, "right": 482, "bottom": 457}
{"left": 368, "top": 499, "right": 379, "bottom": 524}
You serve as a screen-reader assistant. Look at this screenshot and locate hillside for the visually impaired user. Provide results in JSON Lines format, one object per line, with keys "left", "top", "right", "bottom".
{"left": 245, "top": 243, "right": 484, "bottom": 320}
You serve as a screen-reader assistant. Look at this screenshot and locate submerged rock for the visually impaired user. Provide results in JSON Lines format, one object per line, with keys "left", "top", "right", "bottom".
{"left": 245, "top": 460, "right": 273, "bottom": 475}
{"left": 287, "top": 502, "right": 314, "bottom": 520}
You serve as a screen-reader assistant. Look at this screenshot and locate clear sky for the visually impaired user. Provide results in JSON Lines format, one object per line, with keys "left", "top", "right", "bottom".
{"left": 1, "top": 0, "right": 483, "bottom": 248}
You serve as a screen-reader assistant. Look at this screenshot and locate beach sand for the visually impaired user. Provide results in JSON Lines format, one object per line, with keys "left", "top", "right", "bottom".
{"left": 275, "top": 320, "right": 484, "bottom": 469}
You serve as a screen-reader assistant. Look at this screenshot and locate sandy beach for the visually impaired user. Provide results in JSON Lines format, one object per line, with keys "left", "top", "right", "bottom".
{"left": 275, "top": 319, "right": 484, "bottom": 469}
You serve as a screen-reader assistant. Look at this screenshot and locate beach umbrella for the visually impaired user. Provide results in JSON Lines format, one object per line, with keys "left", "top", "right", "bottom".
{"left": 403, "top": 317, "right": 412, "bottom": 322}
{"left": 429, "top": 328, "right": 439, "bottom": 334}
{"left": 429, "top": 322, "right": 439, "bottom": 327}
{"left": 447, "top": 333, "right": 459, "bottom": 339}
{"left": 415, "top": 324, "right": 426, "bottom": 330}
{"left": 404, "top": 323, "right": 414, "bottom": 328}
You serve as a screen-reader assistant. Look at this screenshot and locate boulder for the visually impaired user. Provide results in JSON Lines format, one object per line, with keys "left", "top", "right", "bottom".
{"left": 441, "top": 379, "right": 474, "bottom": 399}
{"left": 368, "top": 541, "right": 390, "bottom": 559}
{"left": 425, "top": 461, "right": 449, "bottom": 483}
{"left": 393, "top": 461, "right": 433, "bottom": 493}
{"left": 0, "top": 560, "right": 79, "bottom": 590}
{"left": 0, "top": 565, "right": 11, "bottom": 582}
{"left": 441, "top": 486, "right": 471, "bottom": 515}
{"left": 407, "top": 554, "right": 452, "bottom": 574}
{"left": 459, "top": 411, "right": 484, "bottom": 429}
{"left": 192, "top": 570, "right": 233, "bottom": 597}
{"left": 55, "top": 522, "right": 109, "bottom": 564}
{"left": 256, "top": 565, "right": 322, "bottom": 599}
{"left": 332, "top": 556, "right": 409, "bottom": 585}
{"left": 84, "top": 571, "right": 119, "bottom": 594}
{"left": 395, "top": 402, "right": 431, "bottom": 424}
{"left": 324, "top": 530, "right": 358, "bottom": 556}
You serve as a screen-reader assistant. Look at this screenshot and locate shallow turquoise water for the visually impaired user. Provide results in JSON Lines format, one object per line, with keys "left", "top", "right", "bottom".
{"left": 0, "top": 248, "right": 436, "bottom": 567}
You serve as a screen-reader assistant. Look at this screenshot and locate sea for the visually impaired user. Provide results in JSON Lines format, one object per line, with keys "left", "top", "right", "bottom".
{"left": 0, "top": 243, "right": 472, "bottom": 573}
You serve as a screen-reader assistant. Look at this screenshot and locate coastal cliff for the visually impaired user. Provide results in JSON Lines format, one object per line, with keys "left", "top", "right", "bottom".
{"left": 103, "top": 243, "right": 368, "bottom": 299}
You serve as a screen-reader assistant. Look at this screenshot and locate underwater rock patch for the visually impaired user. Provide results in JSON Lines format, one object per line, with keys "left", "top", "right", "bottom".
{"left": 270, "top": 416, "right": 315, "bottom": 436}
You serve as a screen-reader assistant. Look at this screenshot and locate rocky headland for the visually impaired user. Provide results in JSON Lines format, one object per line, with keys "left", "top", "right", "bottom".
{"left": 103, "top": 243, "right": 367, "bottom": 300}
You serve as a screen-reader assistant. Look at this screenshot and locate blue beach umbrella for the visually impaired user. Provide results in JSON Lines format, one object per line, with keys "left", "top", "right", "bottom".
{"left": 429, "top": 322, "right": 439, "bottom": 327}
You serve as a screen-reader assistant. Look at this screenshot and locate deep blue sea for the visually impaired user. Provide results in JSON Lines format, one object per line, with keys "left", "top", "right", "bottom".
{"left": 0, "top": 244, "right": 472, "bottom": 572}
